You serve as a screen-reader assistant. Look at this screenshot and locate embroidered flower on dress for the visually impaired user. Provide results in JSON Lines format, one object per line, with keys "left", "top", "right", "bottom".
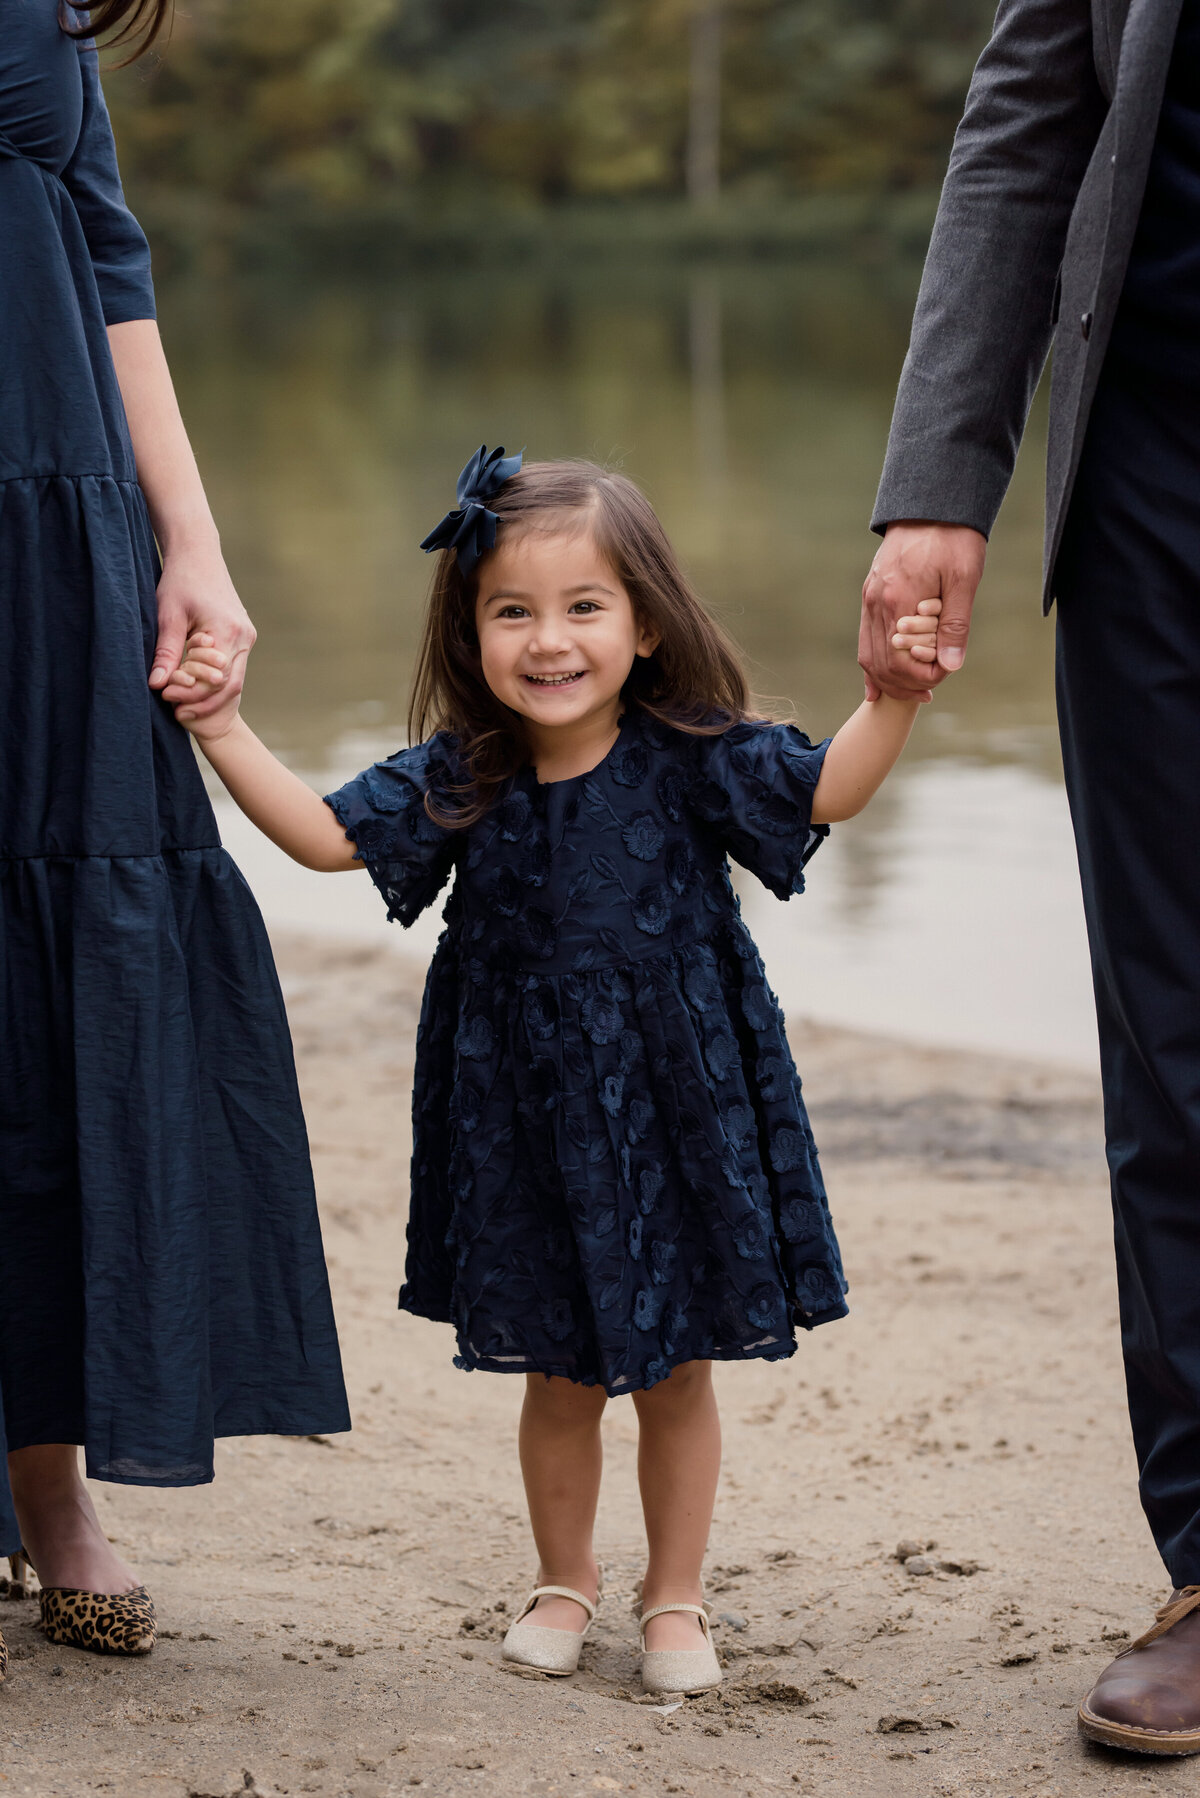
{"left": 657, "top": 765, "right": 686, "bottom": 822}
{"left": 742, "top": 983, "right": 776, "bottom": 1031}
{"left": 632, "top": 884, "right": 671, "bottom": 936}
{"left": 517, "top": 907, "right": 559, "bottom": 960}
{"left": 623, "top": 811, "right": 665, "bottom": 861}
{"left": 649, "top": 1239, "right": 678, "bottom": 1285}
{"left": 746, "top": 1286, "right": 782, "bottom": 1331}
{"left": 497, "top": 789, "right": 533, "bottom": 841}
{"left": 609, "top": 739, "right": 649, "bottom": 788}
{"left": 769, "top": 1125, "right": 808, "bottom": 1172}
{"left": 542, "top": 1298, "right": 575, "bottom": 1341}
{"left": 458, "top": 1015, "right": 494, "bottom": 1060}
{"left": 633, "top": 1287, "right": 664, "bottom": 1330}
{"left": 780, "top": 1197, "right": 822, "bottom": 1243}
{"left": 601, "top": 1073, "right": 625, "bottom": 1117}
{"left": 705, "top": 1028, "right": 740, "bottom": 1082}
{"left": 665, "top": 840, "right": 697, "bottom": 895}
{"left": 581, "top": 993, "right": 623, "bottom": 1045}
{"left": 525, "top": 983, "right": 560, "bottom": 1040}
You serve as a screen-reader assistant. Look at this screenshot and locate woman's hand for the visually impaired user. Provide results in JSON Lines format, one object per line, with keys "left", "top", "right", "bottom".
{"left": 149, "top": 546, "right": 256, "bottom": 717}
{"left": 171, "top": 632, "right": 241, "bottom": 743}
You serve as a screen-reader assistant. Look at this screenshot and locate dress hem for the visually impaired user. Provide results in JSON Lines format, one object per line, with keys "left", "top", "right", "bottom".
{"left": 398, "top": 1289, "right": 848, "bottom": 1394}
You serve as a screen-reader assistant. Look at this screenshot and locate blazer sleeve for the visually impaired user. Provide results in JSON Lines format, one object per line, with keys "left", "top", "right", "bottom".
{"left": 60, "top": 40, "right": 156, "bottom": 325}
{"left": 871, "top": 0, "right": 1107, "bottom": 538}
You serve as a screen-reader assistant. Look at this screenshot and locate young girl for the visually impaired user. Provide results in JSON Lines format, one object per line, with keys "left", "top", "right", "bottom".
{"left": 172, "top": 449, "right": 939, "bottom": 1695}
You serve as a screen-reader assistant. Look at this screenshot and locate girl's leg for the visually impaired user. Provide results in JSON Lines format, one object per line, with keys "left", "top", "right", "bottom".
{"left": 631, "top": 1360, "right": 721, "bottom": 1651}
{"left": 8, "top": 1444, "right": 138, "bottom": 1593}
{"left": 518, "top": 1374, "right": 607, "bottom": 1632}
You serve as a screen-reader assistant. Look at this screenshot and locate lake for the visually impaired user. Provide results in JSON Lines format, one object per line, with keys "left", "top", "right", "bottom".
{"left": 158, "top": 255, "right": 1096, "bottom": 1067}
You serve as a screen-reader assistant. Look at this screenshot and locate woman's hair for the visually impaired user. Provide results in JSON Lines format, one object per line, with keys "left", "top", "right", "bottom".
{"left": 409, "top": 459, "right": 752, "bottom": 827}
{"left": 61, "top": 0, "right": 171, "bottom": 61}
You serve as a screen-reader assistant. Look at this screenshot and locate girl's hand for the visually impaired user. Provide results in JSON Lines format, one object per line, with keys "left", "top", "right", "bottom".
{"left": 888, "top": 596, "right": 942, "bottom": 667}
{"left": 172, "top": 632, "right": 240, "bottom": 742}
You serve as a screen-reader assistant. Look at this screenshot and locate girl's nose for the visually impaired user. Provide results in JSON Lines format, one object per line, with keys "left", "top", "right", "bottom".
{"left": 529, "top": 622, "right": 573, "bottom": 655}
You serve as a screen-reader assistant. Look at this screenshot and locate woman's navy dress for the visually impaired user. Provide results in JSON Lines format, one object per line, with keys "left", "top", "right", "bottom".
{"left": 327, "top": 708, "right": 848, "bottom": 1395}
{"left": 0, "top": 8, "right": 349, "bottom": 1556}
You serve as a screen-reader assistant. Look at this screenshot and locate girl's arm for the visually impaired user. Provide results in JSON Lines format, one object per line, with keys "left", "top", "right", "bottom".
{"left": 107, "top": 319, "right": 255, "bottom": 718}
{"left": 175, "top": 638, "right": 358, "bottom": 872}
{"left": 811, "top": 595, "right": 937, "bottom": 823}
{"left": 811, "top": 694, "right": 923, "bottom": 824}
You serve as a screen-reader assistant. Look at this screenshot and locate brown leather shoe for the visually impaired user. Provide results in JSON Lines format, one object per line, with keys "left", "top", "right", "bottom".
{"left": 1079, "top": 1586, "right": 1200, "bottom": 1754}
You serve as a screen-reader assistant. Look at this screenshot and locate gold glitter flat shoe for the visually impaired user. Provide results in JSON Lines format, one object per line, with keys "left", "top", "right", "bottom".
{"left": 501, "top": 1582, "right": 598, "bottom": 1676}
{"left": 639, "top": 1602, "right": 722, "bottom": 1695}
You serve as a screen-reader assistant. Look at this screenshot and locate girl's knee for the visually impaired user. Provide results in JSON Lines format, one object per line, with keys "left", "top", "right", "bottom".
{"left": 523, "top": 1373, "right": 607, "bottom": 1423}
{"left": 631, "top": 1359, "right": 712, "bottom": 1414}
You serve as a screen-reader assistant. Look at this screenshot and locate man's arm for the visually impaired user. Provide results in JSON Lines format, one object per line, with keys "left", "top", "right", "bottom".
{"left": 863, "top": 0, "right": 1107, "bottom": 697}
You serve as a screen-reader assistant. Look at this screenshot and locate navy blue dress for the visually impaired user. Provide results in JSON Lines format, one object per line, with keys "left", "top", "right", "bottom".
{"left": 0, "top": 6, "right": 349, "bottom": 1557}
{"left": 327, "top": 708, "right": 848, "bottom": 1395}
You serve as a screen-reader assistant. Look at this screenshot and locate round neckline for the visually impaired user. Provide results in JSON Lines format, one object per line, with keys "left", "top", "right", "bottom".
{"left": 529, "top": 707, "right": 634, "bottom": 789}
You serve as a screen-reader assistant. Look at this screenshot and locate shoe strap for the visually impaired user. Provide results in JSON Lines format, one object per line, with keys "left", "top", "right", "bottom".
{"left": 517, "top": 1585, "right": 597, "bottom": 1626}
{"left": 640, "top": 1602, "right": 711, "bottom": 1642}
{"left": 1121, "top": 1584, "right": 1200, "bottom": 1656}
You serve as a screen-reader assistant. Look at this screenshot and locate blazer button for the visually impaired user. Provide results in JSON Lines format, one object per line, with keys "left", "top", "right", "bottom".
{"left": 1081, "top": 311, "right": 1093, "bottom": 341}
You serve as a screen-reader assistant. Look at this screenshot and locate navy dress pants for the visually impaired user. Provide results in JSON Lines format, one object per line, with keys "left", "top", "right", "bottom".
{"left": 1057, "top": 355, "right": 1200, "bottom": 1585}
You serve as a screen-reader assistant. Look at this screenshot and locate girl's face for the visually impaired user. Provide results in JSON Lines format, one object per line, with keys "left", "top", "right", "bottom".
{"left": 474, "top": 526, "right": 659, "bottom": 737}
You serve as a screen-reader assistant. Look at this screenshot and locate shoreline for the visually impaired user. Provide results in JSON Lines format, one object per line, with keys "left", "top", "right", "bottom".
{"left": 2, "top": 931, "right": 1156, "bottom": 1798}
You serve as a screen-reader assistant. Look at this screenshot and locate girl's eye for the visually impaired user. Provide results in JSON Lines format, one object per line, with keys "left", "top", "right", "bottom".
{"left": 570, "top": 601, "right": 600, "bottom": 614}
{"left": 496, "top": 605, "right": 529, "bottom": 620}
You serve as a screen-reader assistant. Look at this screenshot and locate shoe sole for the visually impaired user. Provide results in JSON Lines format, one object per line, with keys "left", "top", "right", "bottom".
{"left": 1078, "top": 1701, "right": 1200, "bottom": 1756}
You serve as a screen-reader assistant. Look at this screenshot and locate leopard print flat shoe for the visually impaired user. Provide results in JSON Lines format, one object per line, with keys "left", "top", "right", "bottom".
{"left": 0, "top": 1623, "right": 8, "bottom": 1683}
{"left": 40, "top": 1584, "right": 156, "bottom": 1656}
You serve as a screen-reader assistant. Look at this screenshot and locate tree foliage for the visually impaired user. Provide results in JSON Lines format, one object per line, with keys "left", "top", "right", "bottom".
{"left": 106, "top": 0, "right": 997, "bottom": 218}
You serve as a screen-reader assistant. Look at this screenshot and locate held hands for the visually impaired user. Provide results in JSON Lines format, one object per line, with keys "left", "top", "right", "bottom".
{"left": 149, "top": 546, "right": 257, "bottom": 718}
{"left": 860, "top": 522, "right": 987, "bottom": 701}
{"left": 170, "top": 632, "right": 241, "bottom": 741}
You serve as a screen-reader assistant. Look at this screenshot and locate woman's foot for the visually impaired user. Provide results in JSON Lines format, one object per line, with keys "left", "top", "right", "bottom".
{"left": 8, "top": 1445, "right": 139, "bottom": 1595}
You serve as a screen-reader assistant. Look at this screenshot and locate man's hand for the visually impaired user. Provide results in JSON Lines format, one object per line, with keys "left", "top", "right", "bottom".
{"left": 860, "top": 521, "right": 987, "bottom": 700}
{"left": 148, "top": 544, "right": 256, "bottom": 719}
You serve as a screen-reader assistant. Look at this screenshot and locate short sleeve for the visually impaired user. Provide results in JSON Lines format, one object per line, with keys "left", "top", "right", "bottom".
{"left": 687, "top": 721, "right": 831, "bottom": 900}
{"left": 324, "top": 737, "right": 460, "bottom": 927}
{"left": 60, "top": 42, "right": 156, "bottom": 325}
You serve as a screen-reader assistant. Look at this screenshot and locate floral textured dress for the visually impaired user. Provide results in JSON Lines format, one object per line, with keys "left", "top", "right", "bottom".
{"left": 327, "top": 706, "right": 847, "bottom": 1393}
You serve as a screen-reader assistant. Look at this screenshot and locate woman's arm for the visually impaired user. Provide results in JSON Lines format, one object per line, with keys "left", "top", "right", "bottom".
{"left": 107, "top": 318, "right": 255, "bottom": 718}
{"left": 810, "top": 694, "right": 923, "bottom": 824}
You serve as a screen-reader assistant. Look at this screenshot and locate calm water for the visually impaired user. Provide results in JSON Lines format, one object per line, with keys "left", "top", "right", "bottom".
{"left": 159, "top": 258, "right": 1097, "bottom": 1066}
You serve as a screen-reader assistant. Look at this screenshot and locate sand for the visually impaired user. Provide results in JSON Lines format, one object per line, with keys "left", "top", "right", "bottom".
{"left": 0, "top": 932, "right": 1184, "bottom": 1798}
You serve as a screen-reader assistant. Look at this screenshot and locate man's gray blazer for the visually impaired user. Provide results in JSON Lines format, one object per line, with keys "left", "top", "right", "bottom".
{"left": 872, "top": 0, "right": 1185, "bottom": 607}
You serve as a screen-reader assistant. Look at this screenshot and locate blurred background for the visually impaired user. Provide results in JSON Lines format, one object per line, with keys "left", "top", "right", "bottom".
{"left": 107, "top": 0, "right": 1096, "bottom": 1064}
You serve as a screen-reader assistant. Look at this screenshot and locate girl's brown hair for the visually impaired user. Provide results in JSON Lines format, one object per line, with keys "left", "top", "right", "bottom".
{"left": 409, "top": 459, "right": 752, "bottom": 827}
{"left": 61, "top": 0, "right": 172, "bottom": 62}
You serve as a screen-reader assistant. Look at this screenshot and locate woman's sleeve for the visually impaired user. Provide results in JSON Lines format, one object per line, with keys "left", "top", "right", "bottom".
{"left": 324, "top": 738, "right": 459, "bottom": 927}
{"left": 60, "top": 41, "right": 156, "bottom": 325}
{"left": 687, "top": 722, "right": 831, "bottom": 900}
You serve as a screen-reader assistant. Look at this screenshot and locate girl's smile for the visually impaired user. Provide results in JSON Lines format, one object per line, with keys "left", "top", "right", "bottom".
{"left": 474, "top": 526, "right": 659, "bottom": 778}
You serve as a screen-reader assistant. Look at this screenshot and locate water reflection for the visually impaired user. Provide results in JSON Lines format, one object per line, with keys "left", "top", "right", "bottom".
{"left": 160, "top": 256, "right": 1094, "bottom": 1063}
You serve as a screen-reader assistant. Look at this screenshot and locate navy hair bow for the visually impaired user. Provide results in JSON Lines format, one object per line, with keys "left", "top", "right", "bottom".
{"left": 419, "top": 444, "right": 524, "bottom": 576}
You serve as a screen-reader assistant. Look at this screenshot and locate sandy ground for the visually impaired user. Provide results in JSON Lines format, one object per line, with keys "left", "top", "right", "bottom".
{"left": 0, "top": 931, "right": 1188, "bottom": 1798}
